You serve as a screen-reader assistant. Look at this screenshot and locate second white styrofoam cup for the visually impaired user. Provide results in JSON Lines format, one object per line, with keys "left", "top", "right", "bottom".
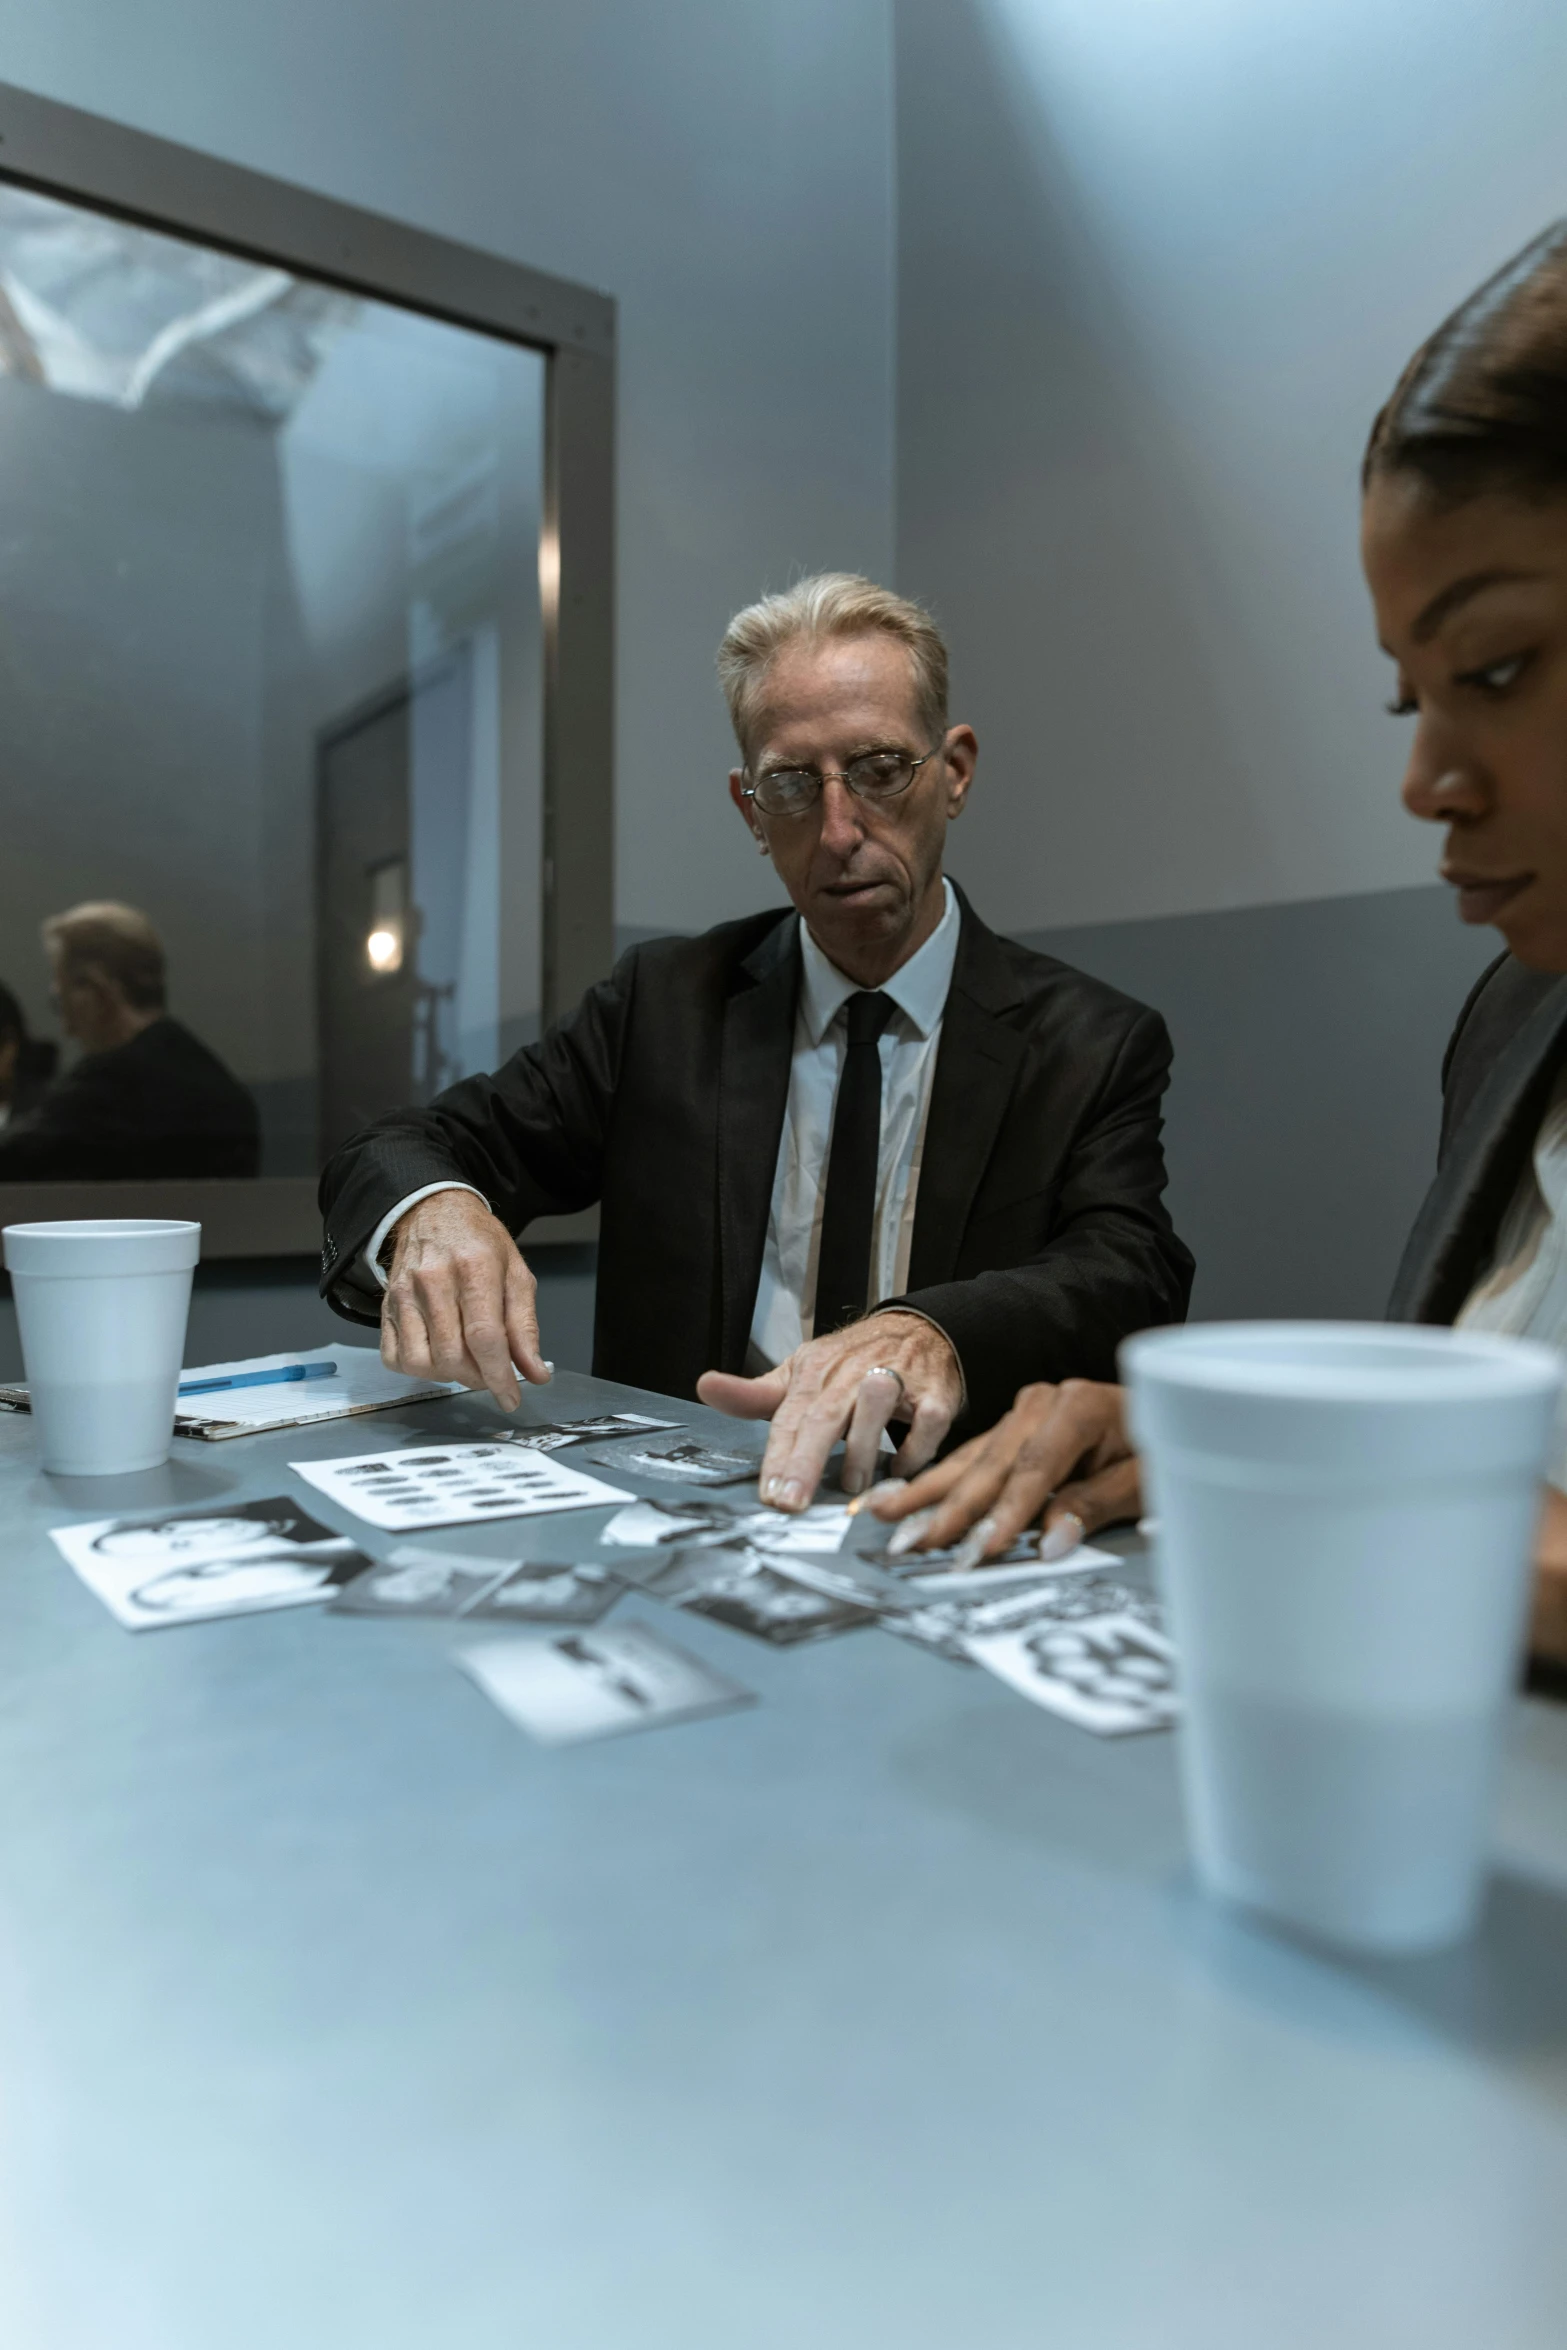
{"left": 1122, "top": 1321, "right": 1563, "bottom": 1955}
{"left": 3, "top": 1219, "right": 200, "bottom": 1475}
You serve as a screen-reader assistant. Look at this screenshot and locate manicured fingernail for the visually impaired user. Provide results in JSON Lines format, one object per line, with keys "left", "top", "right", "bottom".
{"left": 762, "top": 1476, "right": 783, "bottom": 1502}
{"left": 842, "top": 1465, "right": 866, "bottom": 1496}
{"left": 778, "top": 1480, "right": 805, "bottom": 1510}
{"left": 1039, "top": 1515, "right": 1084, "bottom": 1564}
{"left": 542, "top": 1360, "right": 555, "bottom": 1375}
{"left": 887, "top": 1507, "right": 936, "bottom": 1557}
{"left": 952, "top": 1516, "right": 999, "bottom": 1573}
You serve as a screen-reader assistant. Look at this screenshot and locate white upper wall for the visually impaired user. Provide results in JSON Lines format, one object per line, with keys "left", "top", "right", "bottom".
{"left": 2, "top": 0, "right": 895, "bottom": 939}
{"left": 16, "top": 0, "right": 1567, "bottom": 947}
{"left": 896, "top": 0, "right": 1567, "bottom": 931}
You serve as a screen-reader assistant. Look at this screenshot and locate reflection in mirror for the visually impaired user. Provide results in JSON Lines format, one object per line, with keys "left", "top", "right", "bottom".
{"left": 0, "top": 185, "right": 545, "bottom": 1182}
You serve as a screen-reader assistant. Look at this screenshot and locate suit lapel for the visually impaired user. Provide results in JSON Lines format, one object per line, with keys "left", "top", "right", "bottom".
{"left": 907, "top": 898, "right": 1025, "bottom": 1291}
{"left": 1389, "top": 975, "right": 1567, "bottom": 1322}
{"left": 715, "top": 918, "right": 800, "bottom": 1368}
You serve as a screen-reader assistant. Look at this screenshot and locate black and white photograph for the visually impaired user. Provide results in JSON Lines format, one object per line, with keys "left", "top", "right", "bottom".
{"left": 585, "top": 1436, "right": 760, "bottom": 1487}
{"left": 330, "top": 1545, "right": 506, "bottom": 1617}
{"left": 50, "top": 1496, "right": 371, "bottom": 1631}
{"left": 966, "top": 1586, "right": 1178, "bottom": 1737}
{"left": 896, "top": 1534, "right": 1123, "bottom": 1592}
{"left": 762, "top": 1549, "right": 916, "bottom": 1615}
{"left": 600, "top": 1497, "right": 852, "bottom": 1558}
{"left": 463, "top": 1559, "right": 623, "bottom": 1626}
{"left": 884, "top": 1572, "right": 1164, "bottom": 1667}
{"left": 630, "top": 1541, "right": 877, "bottom": 1646}
{"left": 456, "top": 1622, "right": 756, "bottom": 1745}
{"left": 505, "top": 1412, "right": 683, "bottom": 1455}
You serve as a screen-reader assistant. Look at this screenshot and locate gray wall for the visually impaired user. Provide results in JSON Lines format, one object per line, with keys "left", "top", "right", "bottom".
{"left": 894, "top": 0, "right": 1567, "bottom": 932}
{"left": 1023, "top": 884, "right": 1498, "bottom": 1322}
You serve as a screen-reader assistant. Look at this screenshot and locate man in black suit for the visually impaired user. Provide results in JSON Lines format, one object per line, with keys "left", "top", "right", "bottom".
{"left": 0, "top": 902, "right": 260, "bottom": 1182}
{"left": 0, "top": 981, "right": 57, "bottom": 1129}
{"left": 319, "top": 573, "right": 1192, "bottom": 1505}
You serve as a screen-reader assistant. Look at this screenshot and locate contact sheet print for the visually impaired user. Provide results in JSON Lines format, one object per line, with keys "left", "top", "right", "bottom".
{"left": 290, "top": 1442, "right": 632, "bottom": 1530}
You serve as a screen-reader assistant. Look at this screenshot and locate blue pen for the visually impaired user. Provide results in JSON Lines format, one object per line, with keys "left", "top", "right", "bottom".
{"left": 178, "top": 1362, "right": 340, "bottom": 1397}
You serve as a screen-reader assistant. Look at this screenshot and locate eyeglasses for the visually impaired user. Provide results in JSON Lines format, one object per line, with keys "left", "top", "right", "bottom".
{"left": 741, "top": 745, "right": 940, "bottom": 819}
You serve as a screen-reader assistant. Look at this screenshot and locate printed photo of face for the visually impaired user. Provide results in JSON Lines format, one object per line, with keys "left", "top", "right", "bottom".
{"left": 94, "top": 1514, "right": 298, "bottom": 1563}
{"left": 132, "top": 1556, "right": 339, "bottom": 1614}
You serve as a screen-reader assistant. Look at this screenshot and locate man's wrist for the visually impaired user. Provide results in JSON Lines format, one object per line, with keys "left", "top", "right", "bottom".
{"left": 867, "top": 1305, "right": 968, "bottom": 1414}
{"left": 363, "top": 1182, "right": 488, "bottom": 1291}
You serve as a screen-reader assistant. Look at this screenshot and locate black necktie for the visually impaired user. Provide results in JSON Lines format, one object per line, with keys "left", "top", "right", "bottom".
{"left": 813, "top": 989, "right": 896, "bottom": 1335}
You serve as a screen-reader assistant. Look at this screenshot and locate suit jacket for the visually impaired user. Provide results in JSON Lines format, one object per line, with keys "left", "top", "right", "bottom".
{"left": 0, "top": 1016, "right": 261, "bottom": 1182}
{"left": 318, "top": 887, "right": 1195, "bottom": 1433}
{"left": 1388, "top": 952, "right": 1567, "bottom": 1323}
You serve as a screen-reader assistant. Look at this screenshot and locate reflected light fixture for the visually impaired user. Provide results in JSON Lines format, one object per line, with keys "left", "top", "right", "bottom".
{"left": 365, "top": 853, "right": 408, "bottom": 975}
{"left": 538, "top": 521, "right": 560, "bottom": 618}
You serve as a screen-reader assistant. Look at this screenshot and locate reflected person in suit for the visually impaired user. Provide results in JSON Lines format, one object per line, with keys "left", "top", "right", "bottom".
{"left": 0, "top": 981, "right": 57, "bottom": 1130}
{"left": 0, "top": 902, "right": 260, "bottom": 1181}
{"left": 870, "top": 224, "right": 1567, "bottom": 1667}
{"left": 318, "top": 574, "right": 1194, "bottom": 1500}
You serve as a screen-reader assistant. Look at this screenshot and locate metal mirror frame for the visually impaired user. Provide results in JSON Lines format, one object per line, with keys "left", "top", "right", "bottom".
{"left": 0, "top": 78, "right": 613, "bottom": 1254}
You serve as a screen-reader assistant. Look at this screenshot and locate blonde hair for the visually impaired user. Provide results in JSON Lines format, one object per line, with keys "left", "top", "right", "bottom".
{"left": 43, "top": 901, "right": 166, "bottom": 1012}
{"left": 717, "top": 572, "right": 948, "bottom": 761}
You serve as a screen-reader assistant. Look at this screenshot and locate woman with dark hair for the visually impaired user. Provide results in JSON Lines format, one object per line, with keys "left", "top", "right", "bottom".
{"left": 869, "top": 223, "right": 1567, "bottom": 1669}
{"left": 0, "top": 979, "right": 57, "bottom": 1130}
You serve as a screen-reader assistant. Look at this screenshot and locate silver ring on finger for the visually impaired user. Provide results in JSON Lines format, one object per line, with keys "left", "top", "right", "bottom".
{"left": 864, "top": 1365, "right": 905, "bottom": 1392}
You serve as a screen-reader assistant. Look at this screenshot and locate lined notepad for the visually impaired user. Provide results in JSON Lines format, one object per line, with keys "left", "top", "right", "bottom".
{"left": 0, "top": 1344, "right": 462, "bottom": 1441}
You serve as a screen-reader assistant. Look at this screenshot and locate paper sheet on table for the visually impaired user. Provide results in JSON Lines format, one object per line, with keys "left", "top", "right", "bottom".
{"left": 175, "top": 1346, "right": 463, "bottom": 1437}
{"left": 50, "top": 1495, "right": 370, "bottom": 1630}
{"left": 291, "top": 1440, "right": 632, "bottom": 1531}
{"left": 0, "top": 1346, "right": 459, "bottom": 1436}
{"left": 458, "top": 1621, "right": 755, "bottom": 1746}
{"left": 901, "top": 1537, "right": 1122, "bottom": 1592}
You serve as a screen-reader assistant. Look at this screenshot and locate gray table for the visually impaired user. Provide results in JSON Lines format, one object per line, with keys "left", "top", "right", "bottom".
{"left": 1, "top": 1366, "right": 1565, "bottom": 2350}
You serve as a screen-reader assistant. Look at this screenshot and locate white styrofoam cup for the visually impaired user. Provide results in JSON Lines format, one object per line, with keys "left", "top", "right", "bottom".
{"left": 1122, "top": 1321, "right": 1563, "bottom": 1955}
{"left": 3, "top": 1219, "right": 200, "bottom": 1475}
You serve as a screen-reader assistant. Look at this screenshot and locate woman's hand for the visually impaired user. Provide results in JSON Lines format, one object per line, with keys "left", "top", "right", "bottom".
{"left": 863, "top": 1377, "right": 1143, "bottom": 1566}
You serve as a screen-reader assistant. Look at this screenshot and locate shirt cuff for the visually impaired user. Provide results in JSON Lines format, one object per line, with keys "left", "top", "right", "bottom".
{"left": 364, "top": 1183, "right": 487, "bottom": 1291}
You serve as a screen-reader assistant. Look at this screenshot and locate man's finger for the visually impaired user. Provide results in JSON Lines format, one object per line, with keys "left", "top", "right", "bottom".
{"left": 503, "top": 1256, "right": 550, "bottom": 1387}
{"left": 761, "top": 1370, "right": 860, "bottom": 1510}
{"left": 387, "top": 1285, "right": 491, "bottom": 1393}
{"left": 757, "top": 1360, "right": 833, "bottom": 1502}
{"left": 455, "top": 1265, "right": 522, "bottom": 1412}
{"left": 697, "top": 1368, "right": 790, "bottom": 1421}
{"left": 407, "top": 1262, "right": 479, "bottom": 1387}
{"left": 889, "top": 1388, "right": 955, "bottom": 1481}
{"left": 383, "top": 1286, "right": 433, "bottom": 1380}
{"left": 841, "top": 1367, "right": 902, "bottom": 1496}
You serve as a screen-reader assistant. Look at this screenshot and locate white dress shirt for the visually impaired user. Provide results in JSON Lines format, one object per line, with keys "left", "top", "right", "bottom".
{"left": 745, "top": 878, "right": 960, "bottom": 1371}
{"left": 364, "top": 881, "right": 963, "bottom": 1369}
{"left": 1457, "top": 1063, "right": 1567, "bottom": 1487}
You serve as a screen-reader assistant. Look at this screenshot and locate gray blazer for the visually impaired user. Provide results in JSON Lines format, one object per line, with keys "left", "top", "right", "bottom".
{"left": 1388, "top": 953, "right": 1567, "bottom": 1324}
